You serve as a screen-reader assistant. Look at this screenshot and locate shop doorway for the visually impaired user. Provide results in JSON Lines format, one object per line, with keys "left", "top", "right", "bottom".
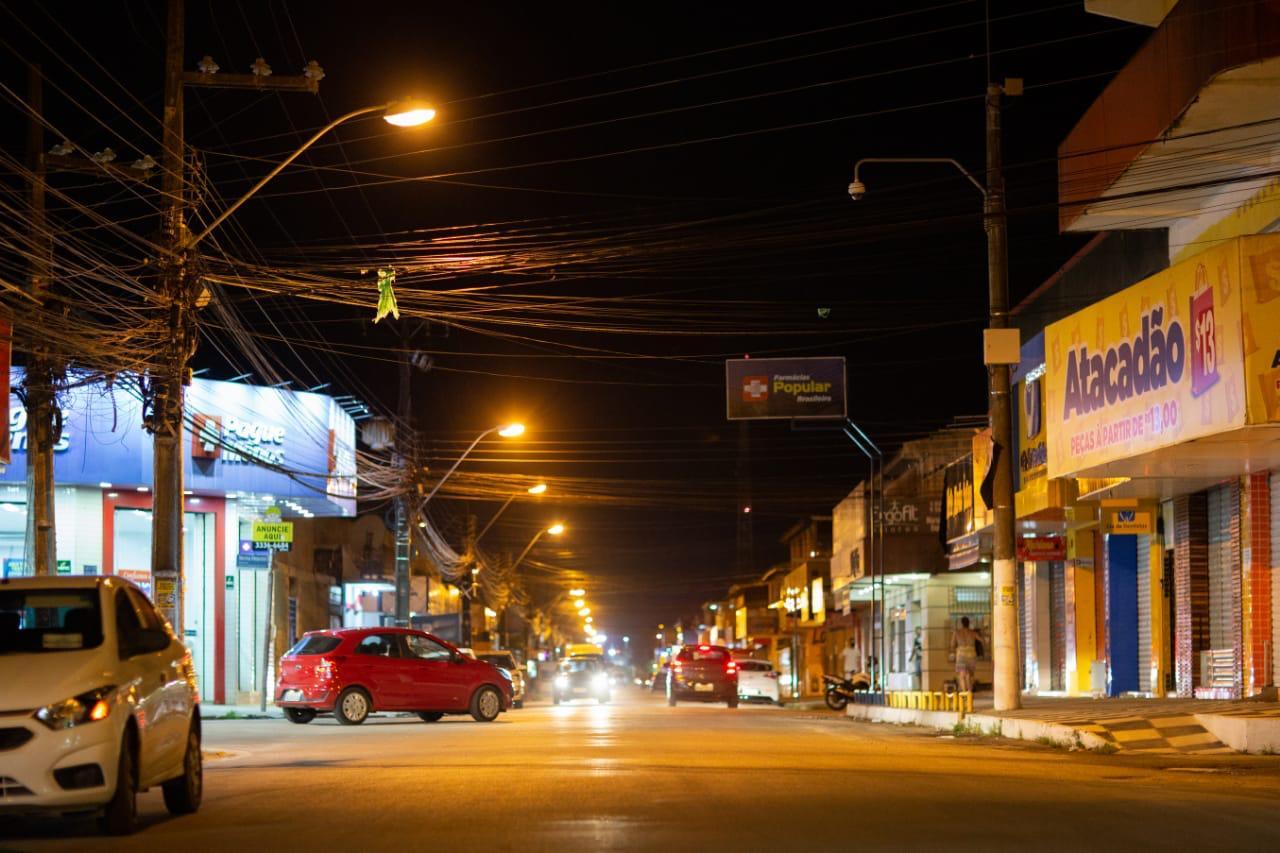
{"left": 106, "top": 495, "right": 224, "bottom": 703}
{"left": 1105, "top": 534, "right": 1139, "bottom": 696}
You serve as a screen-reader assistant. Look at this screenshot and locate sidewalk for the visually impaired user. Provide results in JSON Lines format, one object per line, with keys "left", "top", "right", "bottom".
{"left": 848, "top": 694, "right": 1280, "bottom": 755}
{"left": 201, "top": 703, "right": 283, "bottom": 720}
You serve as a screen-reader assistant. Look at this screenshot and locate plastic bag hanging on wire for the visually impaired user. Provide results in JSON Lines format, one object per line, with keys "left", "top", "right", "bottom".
{"left": 373, "top": 267, "right": 399, "bottom": 323}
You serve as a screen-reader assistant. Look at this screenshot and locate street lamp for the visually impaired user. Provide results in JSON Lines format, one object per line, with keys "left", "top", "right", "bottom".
{"left": 475, "top": 479, "right": 548, "bottom": 546}
{"left": 511, "top": 522, "right": 565, "bottom": 574}
{"left": 847, "top": 81, "right": 1020, "bottom": 712}
{"left": 569, "top": 588, "right": 585, "bottom": 598}
{"left": 421, "top": 423, "right": 525, "bottom": 505}
{"left": 187, "top": 99, "right": 436, "bottom": 250}
{"left": 578, "top": 607, "right": 590, "bottom": 617}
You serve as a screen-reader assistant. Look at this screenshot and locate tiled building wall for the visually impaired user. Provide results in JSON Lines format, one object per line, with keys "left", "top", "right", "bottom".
{"left": 1245, "top": 473, "right": 1273, "bottom": 693}
{"left": 1174, "top": 493, "right": 1209, "bottom": 697}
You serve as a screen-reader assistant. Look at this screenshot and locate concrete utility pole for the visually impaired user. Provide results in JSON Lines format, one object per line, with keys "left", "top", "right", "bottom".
{"left": 23, "top": 64, "right": 57, "bottom": 577}
{"left": 461, "top": 514, "right": 477, "bottom": 646}
{"left": 149, "top": 0, "right": 189, "bottom": 628}
{"left": 150, "top": 0, "right": 320, "bottom": 630}
{"left": 394, "top": 340, "right": 412, "bottom": 627}
{"left": 985, "top": 81, "right": 1020, "bottom": 712}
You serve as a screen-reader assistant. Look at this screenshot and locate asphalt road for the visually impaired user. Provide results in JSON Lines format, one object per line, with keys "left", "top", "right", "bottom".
{"left": 4, "top": 689, "right": 1280, "bottom": 852}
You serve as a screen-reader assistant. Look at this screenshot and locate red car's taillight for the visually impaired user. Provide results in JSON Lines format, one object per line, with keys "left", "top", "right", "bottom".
{"left": 725, "top": 661, "right": 738, "bottom": 676}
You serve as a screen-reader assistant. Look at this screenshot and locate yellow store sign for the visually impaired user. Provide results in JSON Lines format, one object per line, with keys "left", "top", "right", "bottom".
{"left": 1043, "top": 236, "right": 1280, "bottom": 477}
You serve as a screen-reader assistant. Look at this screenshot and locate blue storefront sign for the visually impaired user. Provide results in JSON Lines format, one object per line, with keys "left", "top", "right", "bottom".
{"left": 5, "top": 369, "right": 356, "bottom": 516}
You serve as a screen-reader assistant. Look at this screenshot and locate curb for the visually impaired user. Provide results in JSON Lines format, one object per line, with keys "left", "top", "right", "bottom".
{"left": 846, "top": 703, "right": 1113, "bottom": 751}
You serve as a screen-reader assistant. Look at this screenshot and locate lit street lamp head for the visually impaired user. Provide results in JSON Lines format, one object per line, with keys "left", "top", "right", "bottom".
{"left": 847, "top": 179, "right": 866, "bottom": 201}
{"left": 498, "top": 423, "right": 525, "bottom": 438}
{"left": 569, "top": 588, "right": 585, "bottom": 597}
{"left": 382, "top": 101, "right": 437, "bottom": 127}
{"left": 527, "top": 482, "right": 548, "bottom": 495}
{"left": 547, "top": 523, "right": 566, "bottom": 535}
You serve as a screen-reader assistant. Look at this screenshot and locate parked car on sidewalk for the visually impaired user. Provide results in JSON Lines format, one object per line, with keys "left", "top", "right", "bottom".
{"left": 275, "top": 628, "right": 512, "bottom": 725}
{"left": 735, "top": 659, "right": 781, "bottom": 704}
{"left": 0, "top": 576, "right": 203, "bottom": 835}
{"left": 552, "top": 656, "right": 611, "bottom": 704}
{"left": 667, "top": 644, "right": 738, "bottom": 708}
{"left": 468, "top": 650, "right": 527, "bottom": 709}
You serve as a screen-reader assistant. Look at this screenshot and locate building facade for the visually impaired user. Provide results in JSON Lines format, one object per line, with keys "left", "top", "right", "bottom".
{"left": 2, "top": 370, "right": 357, "bottom": 704}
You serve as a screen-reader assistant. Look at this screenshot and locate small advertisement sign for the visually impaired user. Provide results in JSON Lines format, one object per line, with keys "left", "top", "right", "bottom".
{"left": 725, "top": 357, "right": 846, "bottom": 420}
{"left": 251, "top": 520, "right": 293, "bottom": 552}
{"left": 1016, "top": 535, "right": 1066, "bottom": 562}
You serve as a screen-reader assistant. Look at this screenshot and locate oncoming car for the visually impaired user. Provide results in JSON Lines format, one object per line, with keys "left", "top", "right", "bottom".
{"left": 552, "top": 657, "right": 610, "bottom": 705}
{"left": 275, "top": 628, "right": 513, "bottom": 724}
{"left": 0, "top": 576, "right": 203, "bottom": 835}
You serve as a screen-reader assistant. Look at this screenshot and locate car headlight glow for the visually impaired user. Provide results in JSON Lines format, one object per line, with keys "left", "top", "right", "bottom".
{"left": 35, "top": 685, "right": 116, "bottom": 730}
{"left": 554, "top": 674, "right": 569, "bottom": 688}
{"left": 592, "top": 673, "right": 609, "bottom": 689}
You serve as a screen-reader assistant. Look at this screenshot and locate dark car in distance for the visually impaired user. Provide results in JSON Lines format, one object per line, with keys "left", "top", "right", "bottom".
{"left": 667, "top": 644, "right": 738, "bottom": 708}
{"left": 275, "top": 627, "right": 513, "bottom": 724}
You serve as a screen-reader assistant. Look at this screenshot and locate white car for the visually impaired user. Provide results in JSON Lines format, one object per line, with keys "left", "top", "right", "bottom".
{"left": 735, "top": 659, "right": 782, "bottom": 704}
{"left": 0, "top": 576, "right": 202, "bottom": 834}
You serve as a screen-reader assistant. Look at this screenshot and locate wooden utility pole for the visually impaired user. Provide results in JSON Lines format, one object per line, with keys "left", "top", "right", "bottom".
{"left": 23, "top": 63, "right": 57, "bottom": 578}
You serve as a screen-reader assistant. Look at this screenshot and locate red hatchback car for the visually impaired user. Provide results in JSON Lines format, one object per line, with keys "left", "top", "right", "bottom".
{"left": 274, "top": 628, "right": 513, "bottom": 725}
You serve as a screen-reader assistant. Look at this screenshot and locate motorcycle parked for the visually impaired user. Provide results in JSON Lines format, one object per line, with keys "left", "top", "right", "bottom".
{"left": 823, "top": 673, "right": 871, "bottom": 711}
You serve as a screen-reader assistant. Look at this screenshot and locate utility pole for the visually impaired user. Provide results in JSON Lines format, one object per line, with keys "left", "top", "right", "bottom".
{"left": 394, "top": 340, "right": 412, "bottom": 627}
{"left": 461, "top": 514, "right": 477, "bottom": 646}
{"left": 149, "top": 0, "right": 189, "bottom": 628}
{"left": 985, "top": 81, "right": 1020, "bottom": 712}
{"left": 23, "top": 64, "right": 57, "bottom": 578}
{"left": 149, "top": 0, "right": 320, "bottom": 631}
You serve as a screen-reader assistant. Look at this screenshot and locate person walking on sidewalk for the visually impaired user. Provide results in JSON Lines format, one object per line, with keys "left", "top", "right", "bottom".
{"left": 951, "top": 617, "right": 981, "bottom": 694}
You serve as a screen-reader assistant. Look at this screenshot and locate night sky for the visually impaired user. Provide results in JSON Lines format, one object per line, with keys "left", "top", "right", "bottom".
{"left": 1, "top": 2, "right": 1150, "bottom": 657}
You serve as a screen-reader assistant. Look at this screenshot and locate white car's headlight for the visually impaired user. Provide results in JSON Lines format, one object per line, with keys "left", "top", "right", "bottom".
{"left": 592, "top": 673, "right": 609, "bottom": 689}
{"left": 35, "top": 685, "right": 115, "bottom": 730}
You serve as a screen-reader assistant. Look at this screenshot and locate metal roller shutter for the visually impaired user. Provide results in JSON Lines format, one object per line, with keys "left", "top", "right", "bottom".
{"left": 1136, "top": 535, "right": 1152, "bottom": 693}
{"left": 1050, "top": 562, "right": 1066, "bottom": 692}
{"left": 1207, "top": 487, "right": 1233, "bottom": 652}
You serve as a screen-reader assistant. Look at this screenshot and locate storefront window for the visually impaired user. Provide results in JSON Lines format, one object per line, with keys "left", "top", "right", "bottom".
{"left": 113, "top": 507, "right": 153, "bottom": 595}
{"left": 949, "top": 586, "right": 992, "bottom": 660}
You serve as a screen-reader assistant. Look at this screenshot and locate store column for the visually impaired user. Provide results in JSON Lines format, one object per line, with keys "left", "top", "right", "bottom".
{"left": 1244, "top": 473, "right": 1273, "bottom": 694}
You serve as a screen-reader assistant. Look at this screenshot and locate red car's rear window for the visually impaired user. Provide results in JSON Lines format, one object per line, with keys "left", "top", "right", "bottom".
{"left": 288, "top": 635, "right": 341, "bottom": 656}
{"left": 678, "top": 647, "right": 728, "bottom": 662}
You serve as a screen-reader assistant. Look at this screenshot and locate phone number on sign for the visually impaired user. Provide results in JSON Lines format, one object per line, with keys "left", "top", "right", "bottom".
{"left": 1068, "top": 401, "right": 1179, "bottom": 456}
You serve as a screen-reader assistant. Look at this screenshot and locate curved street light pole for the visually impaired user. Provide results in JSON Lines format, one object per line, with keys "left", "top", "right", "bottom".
{"left": 185, "top": 104, "right": 382, "bottom": 250}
